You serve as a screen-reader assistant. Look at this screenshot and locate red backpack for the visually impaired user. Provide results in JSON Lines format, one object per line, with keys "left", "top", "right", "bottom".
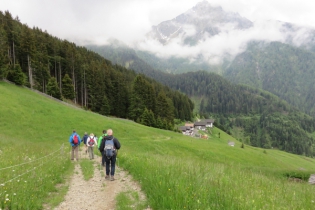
{"left": 88, "top": 137, "right": 95, "bottom": 146}
{"left": 72, "top": 134, "right": 79, "bottom": 145}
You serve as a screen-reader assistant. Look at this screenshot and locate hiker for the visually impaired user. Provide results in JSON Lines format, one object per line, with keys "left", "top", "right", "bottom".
{"left": 98, "top": 130, "right": 107, "bottom": 166}
{"left": 69, "top": 130, "right": 81, "bottom": 161}
{"left": 100, "top": 129, "right": 121, "bottom": 181}
{"left": 86, "top": 133, "right": 97, "bottom": 160}
{"left": 82, "top": 132, "right": 89, "bottom": 154}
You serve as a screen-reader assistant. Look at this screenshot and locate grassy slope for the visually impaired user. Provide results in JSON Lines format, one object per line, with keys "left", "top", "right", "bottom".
{"left": 1, "top": 81, "right": 315, "bottom": 209}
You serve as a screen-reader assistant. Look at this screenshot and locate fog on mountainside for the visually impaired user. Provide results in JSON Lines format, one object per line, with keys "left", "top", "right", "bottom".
{"left": 136, "top": 1, "right": 315, "bottom": 66}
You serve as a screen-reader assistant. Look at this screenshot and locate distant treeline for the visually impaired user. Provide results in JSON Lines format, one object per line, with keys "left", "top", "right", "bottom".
{"left": 140, "top": 70, "right": 315, "bottom": 156}
{"left": 0, "top": 10, "right": 194, "bottom": 130}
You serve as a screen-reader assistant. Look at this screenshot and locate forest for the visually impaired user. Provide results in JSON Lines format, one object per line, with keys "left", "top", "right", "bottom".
{"left": 0, "top": 10, "right": 194, "bottom": 130}
{"left": 224, "top": 41, "right": 315, "bottom": 117}
{"left": 89, "top": 43, "right": 315, "bottom": 157}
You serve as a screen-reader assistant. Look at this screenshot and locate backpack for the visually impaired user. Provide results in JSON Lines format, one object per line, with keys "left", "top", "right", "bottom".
{"left": 88, "top": 137, "right": 95, "bottom": 146}
{"left": 72, "top": 134, "right": 79, "bottom": 145}
{"left": 104, "top": 138, "right": 115, "bottom": 158}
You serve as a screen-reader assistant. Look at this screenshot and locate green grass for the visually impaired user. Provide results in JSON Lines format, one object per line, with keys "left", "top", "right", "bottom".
{"left": 1, "top": 81, "right": 315, "bottom": 209}
{"left": 116, "top": 190, "right": 148, "bottom": 210}
{"left": 79, "top": 159, "right": 95, "bottom": 180}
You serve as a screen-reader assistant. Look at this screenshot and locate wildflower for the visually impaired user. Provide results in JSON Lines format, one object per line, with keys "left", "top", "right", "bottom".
{"left": 13, "top": 193, "right": 16, "bottom": 196}
{"left": 0, "top": 184, "right": 4, "bottom": 186}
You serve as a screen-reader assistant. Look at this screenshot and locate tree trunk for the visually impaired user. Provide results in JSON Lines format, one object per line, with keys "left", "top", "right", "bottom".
{"left": 59, "top": 59, "right": 62, "bottom": 94}
{"left": 72, "top": 53, "right": 76, "bottom": 104}
{"left": 28, "top": 55, "right": 33, "bottom": 89}
{"left": 12, "top": 41, "right": 15, "bottom": 67}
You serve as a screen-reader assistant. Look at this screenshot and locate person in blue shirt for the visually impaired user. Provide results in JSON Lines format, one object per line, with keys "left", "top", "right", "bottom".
{"left": 69, "top": 130, "right": 81, "bottom": 161}
{"left": 82, "top": 132, "right": 89, "bottom": 154}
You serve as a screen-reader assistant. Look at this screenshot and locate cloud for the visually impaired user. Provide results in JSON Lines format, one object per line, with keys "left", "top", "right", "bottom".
{"left": 136, "top": 19, "right": 302, "bottom": 65}
{"left": 1, "top": 0, "right": 315, "bottom": 64}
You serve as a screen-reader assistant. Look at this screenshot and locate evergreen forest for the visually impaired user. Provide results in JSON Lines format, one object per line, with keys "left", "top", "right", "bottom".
{"left": 0, "top": 10, "right": 194, "bottom": 130}
{"left": 88, "top": 42, "right": 315, "bottom": 157}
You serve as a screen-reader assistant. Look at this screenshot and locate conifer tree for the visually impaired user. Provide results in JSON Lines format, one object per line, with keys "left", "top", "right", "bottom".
{"left": 156, "top": 91, "right": 174, "bottom": 126}
{"left": 47, "top": 77, "right": 61, "bottom": 100}
{"left": 0, "top": 26, "right": 8, "bottom": 79}
{"left": 155, "top": 116, "right": 164, "bottom": 129}
{"left": 140, "top": 108, "right": 156, "bottom": 127}
{"left": 7, "top": 64, "right": 26, "bottom": 85}
{"left": 100, "top": 95, "right": 110, "bottom": 116}
{"left": 62, "top": 73, "right": 75, "bottom": 100}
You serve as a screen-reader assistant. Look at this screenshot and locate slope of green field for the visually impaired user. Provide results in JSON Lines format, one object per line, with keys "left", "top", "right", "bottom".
{"left": 1, "top": 81, "right": 315, "bottom": 209}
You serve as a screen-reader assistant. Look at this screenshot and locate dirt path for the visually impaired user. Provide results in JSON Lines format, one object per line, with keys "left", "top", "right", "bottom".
{"left": 51, "top": 153, "right": 150, "bottom": 210}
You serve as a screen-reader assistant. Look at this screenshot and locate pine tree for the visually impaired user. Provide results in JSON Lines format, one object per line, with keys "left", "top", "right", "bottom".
{"left": 47, "top": 77, "right": 62, "bottom": 100}
{"left": 62, "top": 73, "right": 75, "bottom": 100}
{"left": 0, "top": 25, "right": 8, "bottom": 79}
{"left": 100, "top": 95, "right": 110, "bottom": 116}
{"left": 7, "top": 64, "right": 26, "bottom": 85}
{"left": 140, "top": 108, "right": 156, "bottom": 127}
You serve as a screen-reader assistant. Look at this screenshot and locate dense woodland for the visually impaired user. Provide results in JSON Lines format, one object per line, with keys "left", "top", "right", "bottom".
{"left": 0, "top": 10, "right": 194, "bottom": 130}
{"left": 89, "top": 43, "right": 315, "bottom": 157}
{"left": 162, "top": 71, "right": 315, "bottom": 156}
{"left": 224, "top": 41, "right": 315, "bottom": 117}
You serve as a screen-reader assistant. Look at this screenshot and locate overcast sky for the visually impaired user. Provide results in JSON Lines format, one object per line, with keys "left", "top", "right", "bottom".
{"left": 1, "top": 0, "right": 315, "bottom": 63}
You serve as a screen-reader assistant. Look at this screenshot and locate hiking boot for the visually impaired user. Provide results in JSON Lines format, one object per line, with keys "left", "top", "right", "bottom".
{"left": 110, "top": 176, "right": 115, "bottom": 181}
{"left": 105, "top": 175, "right": 110, "bottom": 180}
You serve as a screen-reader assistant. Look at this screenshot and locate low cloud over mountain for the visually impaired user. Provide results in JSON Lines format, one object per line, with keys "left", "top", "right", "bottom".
{"left": 136, "top": 1, "right": 315, "bottom": 65}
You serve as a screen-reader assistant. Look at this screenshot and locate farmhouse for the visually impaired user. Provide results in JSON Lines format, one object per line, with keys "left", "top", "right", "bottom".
{"left": 194, "top": 121, "right": 206, "bottom": 131}
{"left": 203, "top": 119, "right": 214, "bottom": 128}
{"left": 179, "top": 125, "right": 193, "bottom": 136}
{"left": 228, "top": 141, "right": 235, "bottom": 147}
{"left": 178, "top": 119, "right": 215, "bottom": 136}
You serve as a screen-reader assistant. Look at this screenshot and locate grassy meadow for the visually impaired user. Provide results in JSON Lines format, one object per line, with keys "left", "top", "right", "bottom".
{"left": 1, "top": 80, "right": 315, "bottom": 209}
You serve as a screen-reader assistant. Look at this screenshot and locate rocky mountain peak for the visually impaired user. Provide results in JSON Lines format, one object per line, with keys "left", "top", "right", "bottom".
{"left": 147, "top": 1, "right": 253, "bottom": 45}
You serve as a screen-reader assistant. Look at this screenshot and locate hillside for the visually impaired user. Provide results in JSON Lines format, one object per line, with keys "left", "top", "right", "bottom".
{"left": 0, "top": 10, "right": 194, "bottom": 132}
{"left": 1, "top": 81, "right": 315, "bottom": 209}
{"left": 80, "top": 44, "right": 315, "bottom": 157}
{"left": 224, "top": 41, "right": 315, "bottom": 116}
{"left": 85, "top": 1, "right": 315, "bottom": 121}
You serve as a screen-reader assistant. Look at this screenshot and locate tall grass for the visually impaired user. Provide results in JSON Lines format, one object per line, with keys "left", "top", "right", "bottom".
{"left": 1, "top": 81, "right": 315, "bottom": 209}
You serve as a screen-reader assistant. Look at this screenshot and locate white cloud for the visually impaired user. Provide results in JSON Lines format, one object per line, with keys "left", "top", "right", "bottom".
{"left": 0, "top": 0, "right": 315, "bottom": 64}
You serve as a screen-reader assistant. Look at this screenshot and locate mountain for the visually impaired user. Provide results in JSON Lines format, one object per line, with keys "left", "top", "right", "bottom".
{"left": 224, "top": 41, "right": 315, "bottom": 116}
{"left": 146, "top": 1, "right": 253, "bottom": 46}
{"left": 88, "top": 1, "right": 315, "bottom": 117}
{"left": 86, "top": 1, "right": 315, "bottom": 156}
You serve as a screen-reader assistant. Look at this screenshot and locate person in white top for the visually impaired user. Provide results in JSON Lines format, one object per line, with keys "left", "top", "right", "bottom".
{"left": 86, "top": 133, "right": 97, "bottom": 160}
